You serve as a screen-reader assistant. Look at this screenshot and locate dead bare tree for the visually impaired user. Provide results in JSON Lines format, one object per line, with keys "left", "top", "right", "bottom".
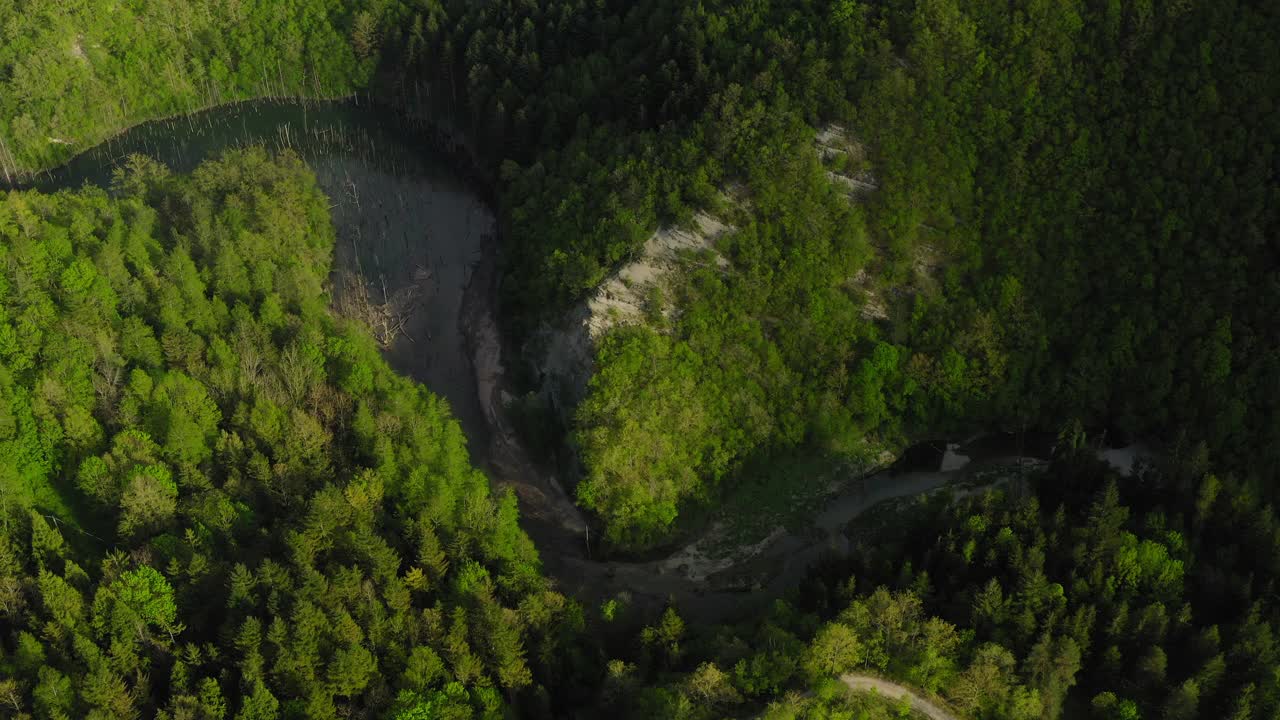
{"left": 335, "top": 269, "right": 430, "bottom": 348}
{"left": 92, "top": 358, "right": 124, "bottom": 421}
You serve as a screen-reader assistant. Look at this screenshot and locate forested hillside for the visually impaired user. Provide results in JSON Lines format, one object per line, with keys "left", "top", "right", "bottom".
{"left": 2, "top": 0, "right": 1278, "bottom": 717}
{"left": 605, "top": 445, "right": 1280, "bottom": 720}
{"left": 4, "top": 0, "right": 1276, "bottom": 550}
{"left": 0, "top": 151, "right": 580, "bottom": 718}
{"left": 383, "top": 0, "right": 1280, "bottom": 548}
{"left": 0, "top": 0, "right": 373, "bottom": 177}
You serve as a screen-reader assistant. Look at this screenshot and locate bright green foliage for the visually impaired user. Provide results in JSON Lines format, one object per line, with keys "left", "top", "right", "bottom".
{"left": 381, "top": 0, "right": 1280, "bottom": 552}
{"left": 391, "top": 683, "right": 475, "bottom": 720}
{"left": 804, "top": 623, "right": 863, "bottom": 679}
{"left": 575, "top": 329, "right": 742, "bottom": 547}
{"left": 573, "top": 140, "right": 883, "bottom": 547}
{"left": 1092, "top": 692, "right": 1141, "bottom": 720}
{"left": 0, "top": 0, "right": 377, "bottom": 177}
{"left": 0, "top": 151, "right": 577, "bottom": 717}
{"left": 623, "top": 450, "right": 1280, "bottom": 720}
{"left": 93, "top": 566, "right": 179, "bottom": 643}
{"left": 787, "top": 449, "right": 1280, "bottom": 720}
{"left": 0, "top": 0, "right": 1276, "bottom": 716}
{"left": 641, "top": 607, "right": 686, "bottom": 669}
{"left": 757, "top": 678, "right": 931, "bottom": 720}
{"left": 5, "top": 0, "right": 1276, "bottom": 560}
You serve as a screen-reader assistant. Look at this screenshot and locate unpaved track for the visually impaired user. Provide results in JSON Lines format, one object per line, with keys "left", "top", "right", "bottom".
{"left": 838, "top": 675, "right": 957, "bottom": 720}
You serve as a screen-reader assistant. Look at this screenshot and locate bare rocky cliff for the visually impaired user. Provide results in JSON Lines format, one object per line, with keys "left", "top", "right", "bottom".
{"left": 531, "top": 211, "right": 732, "bottom": 422}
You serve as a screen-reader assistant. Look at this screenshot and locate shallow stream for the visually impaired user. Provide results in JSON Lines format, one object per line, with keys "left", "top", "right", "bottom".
{"left": 11, "top": 99, "right": 494, "bottom": 449}
{"left": 5, "top": 101, "right": 1157, "bottom": 622}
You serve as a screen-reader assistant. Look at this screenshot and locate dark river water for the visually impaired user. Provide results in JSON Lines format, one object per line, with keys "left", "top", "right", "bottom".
{"left": 3, "top": 100, "right": 1160, "bottom": 627}
{"left": 11, "top": 99, "right": 494, "bottom": 449}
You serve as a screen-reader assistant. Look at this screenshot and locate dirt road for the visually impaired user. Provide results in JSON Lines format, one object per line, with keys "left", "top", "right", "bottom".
{"left": 838, "top": 675, "right": 958, "bottom": 720}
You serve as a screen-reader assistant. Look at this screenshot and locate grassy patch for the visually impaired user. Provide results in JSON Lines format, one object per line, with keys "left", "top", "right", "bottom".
{"left": 677, "top": 443, "right": 891, "bottom": 558}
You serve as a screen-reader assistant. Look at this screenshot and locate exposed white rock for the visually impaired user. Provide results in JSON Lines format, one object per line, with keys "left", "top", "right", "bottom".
{"left": 939, "top": 443, "right": 971, "bottom": 472}
{"left": 538, "top": 124, "right": 889, "bottom": 415}
{"left": 849, "top": 267, "right": 890, "bottom": 321}
{"left": 1097, "top": 443, "right": 1155, "bottom": 476}
{"left": 535, "top": 212, "right": 731, "bottom": 414}
{"left": 584, "top": 212, "right": 730, "bottom": 335}
{"left": 815, "top": 123, "right": 878, "bottom": 198}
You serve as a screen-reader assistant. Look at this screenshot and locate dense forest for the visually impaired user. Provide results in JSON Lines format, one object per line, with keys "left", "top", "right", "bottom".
{"left": 0, "top": 0, "right": 380, "bottom": 178}
{"left": 384, "top": 0, "right": 1279, "bottom": 549}
{"left": 622, "top": 442, "right": 1280, "bottom": 720}
{"left": 0, "top": 152, "right": 581, "bottom": 717}
{"left": 1, "top": 0, "right": 1278, "bottom": 717}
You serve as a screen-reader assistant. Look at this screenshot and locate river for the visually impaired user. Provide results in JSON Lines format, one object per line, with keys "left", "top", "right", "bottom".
{"left": 4, "top": 100, "right": 1156, "bottom": 623}
{"left": 9, "top": 99, "right": 494, "bottom": 453}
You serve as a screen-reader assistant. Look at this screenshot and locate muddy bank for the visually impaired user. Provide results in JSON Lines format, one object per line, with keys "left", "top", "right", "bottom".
{"left": 461, "top": 238, "right": 1092, "bottom": 620}
{"left": 20, "top": 97, "right": 1160, "bottom": 625}
{"left": 462, "top": 265, "right": 1157, "bottom": 622}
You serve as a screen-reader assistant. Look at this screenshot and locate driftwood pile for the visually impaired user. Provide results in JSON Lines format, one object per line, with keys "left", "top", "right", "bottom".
{"left": 335, "top": 265, "right": 434, "bottom": 348}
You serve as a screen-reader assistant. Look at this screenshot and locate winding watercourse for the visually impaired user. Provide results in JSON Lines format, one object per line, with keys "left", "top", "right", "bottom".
{"left": 6, "top": 100, "right": 1151, "bottom": 622}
